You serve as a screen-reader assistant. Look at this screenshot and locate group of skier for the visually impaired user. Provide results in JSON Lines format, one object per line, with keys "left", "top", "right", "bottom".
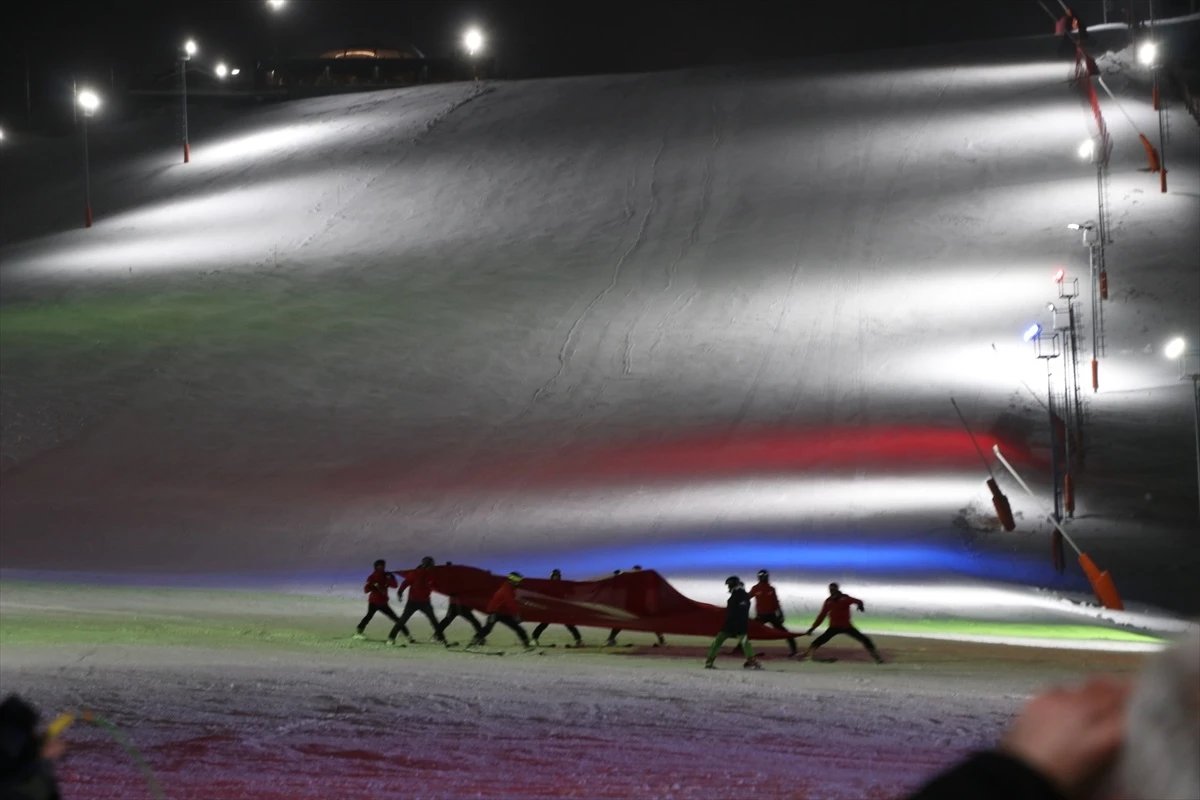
{"left": 356, "top": 559, "right": 884, "bottom": 667}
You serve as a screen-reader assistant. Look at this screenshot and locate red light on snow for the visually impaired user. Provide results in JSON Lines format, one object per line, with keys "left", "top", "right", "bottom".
{"left": 1052, "top": 268, "right": 1065, "bottom": 283}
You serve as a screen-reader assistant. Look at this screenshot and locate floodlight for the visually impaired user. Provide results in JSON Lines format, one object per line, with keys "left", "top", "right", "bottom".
{"left": 77, "top": 89, "right": 100, "bottom": 113}
{"left": 231, "top": 68, "right": 241, "bottom": 76}
{"left": 1023, "top": 324, "right": 1041, "bottom": 342}
{"left": 1053, "top": 268, "right": 1065, "bottom": 283}
{"left": 1078, "top": 139, "right": 1095, "bottom": 160}
{"left": 1165, "top": 337, "right": 1186, "bottom": 360}
{"left": 1138, "top": 41, "right": 1158, "bottom": 66}
{"left": 215, "top": 63, "right": 228, "bottom": 78}
{"left": 464, "top": 28, "right": 484, "bottom": 56}
{"left": 267, "top": 0, "right": 286, "bottom": 9}
{"left": 184, "top": 40, "right": 198, "bottom": 58}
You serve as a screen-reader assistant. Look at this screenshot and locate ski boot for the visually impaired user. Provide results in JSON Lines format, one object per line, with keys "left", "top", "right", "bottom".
{"left": 386, "top": 638, "right": 400, "bottom": 646}
{"left": 352, "top": 632, "right": 367, "bottom": 641}
{"left": 531, "top": 639, "right": 541, "bottom": 648}
{"left": 871, "top": 651, "right": 885, "bottom": 664}
{"left": 743, "top": 658, "right": 763, "bottom": 670}
{"left": 604, "top": 638, "right": 617, "bottom": 647}
{"left": 704, "top": 660, "right": 716, "bottom": 669}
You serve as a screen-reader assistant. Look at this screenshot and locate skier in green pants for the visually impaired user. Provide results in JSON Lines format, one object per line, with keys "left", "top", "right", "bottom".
{"left": 705, "top": 576, "right": 762, "bottom": 670}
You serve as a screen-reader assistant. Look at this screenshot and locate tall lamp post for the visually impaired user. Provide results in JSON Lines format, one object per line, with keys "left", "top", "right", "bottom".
{"left": 1138, "top": 40, "right": 1167, "bottom": 193}
{"left": 1165, "top": 337, "right": 1200, "bottom": 519}
{"left": 181, "top": 39, "right": 197, "bottom": 163}
{"left": 1067, "top": 221, "right": 1102, "bottom": 391}
{"left": 463, "top": 27, "right": 484, "bottom": 81}
{"left": 78, "top": 88, "right": 100, "bottom": 228}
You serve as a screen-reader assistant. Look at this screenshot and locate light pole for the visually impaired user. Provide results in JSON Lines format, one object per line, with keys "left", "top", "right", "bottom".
{"left": 1139, "top": 39, "right": 1167, "bottom": 193}
{"left": 1067, "top": 221, "right": 1102, "bottom": 391}
{"left": 181, "top": 39, "right": 197, "bottom": 163}
{"left": 463, "top": 27, "right": 484, "bottom": 81}
{"left": 1166, "top": 337, "right": 1200, "bottom": 519}
{"left": 77, "top": 88, "right": 100, "bottom": 228}
{"left": 1078, "top": 137, "right": 1109, "bottom": 302}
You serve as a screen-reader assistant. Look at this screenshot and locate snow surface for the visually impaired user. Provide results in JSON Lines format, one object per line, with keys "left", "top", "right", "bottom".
{"left": 0, "top": 583, "right": 1154, "bottom": 800}
{"left": 1, "top": 26, "right": 1199, "bottom": 798}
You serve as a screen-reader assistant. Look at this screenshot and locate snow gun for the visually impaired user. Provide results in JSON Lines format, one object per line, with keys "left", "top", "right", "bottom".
{"left": 993, "top": 444, "right": 1122, "bottom": 610}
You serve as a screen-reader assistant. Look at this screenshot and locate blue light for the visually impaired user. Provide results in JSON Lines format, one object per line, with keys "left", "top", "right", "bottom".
{"left": 1022, "top": 323, "right": 1041, "bottom": 342}
{"left": 480, "top": 538, "right": 1055, "bottom": 584}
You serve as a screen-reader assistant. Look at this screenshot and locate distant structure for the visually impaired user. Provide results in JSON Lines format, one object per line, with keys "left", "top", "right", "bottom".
{"left": 263, "top": 44, "right": 432, "bottom": 89}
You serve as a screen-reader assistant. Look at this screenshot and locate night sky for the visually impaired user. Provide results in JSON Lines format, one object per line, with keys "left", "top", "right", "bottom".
{"left": 0, "top": 0, "right": 1070, "bottom": 120}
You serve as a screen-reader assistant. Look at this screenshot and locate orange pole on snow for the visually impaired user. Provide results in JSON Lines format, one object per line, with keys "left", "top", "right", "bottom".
{"left": 1139, "top": 134, "right": 1161, "bottom": 172}
{"left": 1099, "top": 271, "right": 1108, "bottom": 300}
{"left": 1161, "top": 168, "right": 1168, "bottom": 193}
{"left": 1079, "top": 553, "right": 1124, "bottom": 610}
{"left": 1091, "top": 358, "right": 1099, "bottom": 392}
{"left": 1064, "top": 473, "right": 1075, "bottom": 517}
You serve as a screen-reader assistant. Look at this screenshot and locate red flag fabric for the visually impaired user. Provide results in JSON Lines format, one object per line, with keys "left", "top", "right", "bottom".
{"left": 428, "top": 565, "right": 796, "bottom": 640}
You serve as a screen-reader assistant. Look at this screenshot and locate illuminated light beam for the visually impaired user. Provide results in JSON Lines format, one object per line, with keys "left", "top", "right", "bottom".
{"left": 496, "top": 540, "right": 1042, "bottom": 582}
{"left": 669, "top": 578, "right": 1195, "bottom": 638}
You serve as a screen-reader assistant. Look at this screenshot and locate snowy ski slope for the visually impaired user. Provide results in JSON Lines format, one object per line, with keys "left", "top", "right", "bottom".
{"left": 1, "top": 32, "right": 1198, "bottom": 614}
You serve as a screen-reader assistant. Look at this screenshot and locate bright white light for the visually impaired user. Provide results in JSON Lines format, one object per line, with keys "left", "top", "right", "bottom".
{"left": 1165, "top": 337, "right": 1186, "bottom": 360}
{"left": 77, "top": 89, "right": 100, "bottom": 113}
{"left": 1052, "top": 268, "right": 1065, "bottom": 283}
{"left": 1138, "top": 41, "right": 1158, "bottom": 66}
{"left": 463, "top": 28, "right": 484, "bottom": 56}
{"left": 1047, "top": 303, "right": 1056, "bottom": 312}
{"left": 267, "top": 0, "right": 286, "bottom": 9}
{"left": 1023, "top": 323, "right": 1041, "bottom": 342}
{"left": 1077, "top": 138, "right": 1095, "bottom": 160}
{"left": 1067, "top": 223, "right": 1081, "bottom": 231}
{"left": 0, "top": 127, "right": 5, "bottom": 141}
{"left": 215, "top": 62, "right": 228, "bottom": 78}
{"left": 184, "top": 40, "right": 198, "bottom": 58}
{"left": 231, "top": 68, "right": 241, "bottom": 76}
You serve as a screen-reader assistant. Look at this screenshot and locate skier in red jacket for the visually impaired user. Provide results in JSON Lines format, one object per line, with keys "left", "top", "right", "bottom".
{"left": 394, "top": 556, "right": 444, "bottom": 644}
{"left": 531, "top": 569, "right": 584, "bottom": 647}
{"left": 799, "top": 583, "right": 883, "bottom": 663}
{"left": 353, "top": 559, "right": 405, "bottom": 644}
{"left": 470, "top": 572, "right": 532, "bottom": 648}
{"left": 748, "top": 569, "right": 800, "bottom": 656}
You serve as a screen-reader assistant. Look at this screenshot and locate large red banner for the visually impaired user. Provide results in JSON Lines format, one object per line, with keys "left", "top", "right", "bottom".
{"left": 423, "top": 565, "right": 796, "bottom": 640}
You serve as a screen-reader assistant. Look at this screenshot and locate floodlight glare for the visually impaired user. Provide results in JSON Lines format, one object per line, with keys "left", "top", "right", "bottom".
{"left": 231, "top": 68, "right": 241, "bottom": 76}
{"left": 215, "top": 62, "right": 228, "bottom": 78}
{"left": 1078, "top": 139, "right": 1095, "bottom": 160}
{"left": 184, "top": 40, "right": 198, "bottom": 58}
{"left": 1138, "top": 41, "right": 1158, "bottom": 66}
{"left": 0, "top": 128, "right": 5, "bottom": 141}
{"left": 77, "top": 89, "right": 100, "bottom": 113}
{"left": 464, "top": 28, "right": 484, "bottom": 56}
{"left": 1047, "top": 303, "right": 1056, "bottom": 312}
{"left": 1067, "top": 223, "right": 1081, "bottom": 231}
{"left": 267, "top": 0, "right": 286, "bottom": 9}
{"left": 1023, "top": 324, "right": 1041, "bottom": 342}
{"left": 1053, "top": 268, "right": 1065, "bottom": 283}
{"left": 1165, "top": 337, "right": 1186, "bottom": 360}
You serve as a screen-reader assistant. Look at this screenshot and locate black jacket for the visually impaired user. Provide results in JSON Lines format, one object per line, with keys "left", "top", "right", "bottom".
{"left": 723, "top": 587, "right": 752, "bottom": 635}
{"left": 907, "top": 751, "right": 1066, "bottom": 800}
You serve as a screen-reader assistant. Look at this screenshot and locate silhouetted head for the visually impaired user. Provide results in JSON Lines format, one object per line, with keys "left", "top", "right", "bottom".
{"left": 374, "top": 559, "right": 386, "bottom": 571}
{"left": 757, "top": 569, "right": 769, "bottom": 583}
{"left": 828, "top": 582, "right": 840, "bottom": 597}
{"left": 421, "top": 556, "right": 434, "bottom": 569}
{"left": 507, "top": 572, "right": 524, "bottom": 585}
{"left": 725, "top": 576, "right": 742, "bottom": 592}
{"left": 550, "top": 569, "right": 562, "bottom": 580}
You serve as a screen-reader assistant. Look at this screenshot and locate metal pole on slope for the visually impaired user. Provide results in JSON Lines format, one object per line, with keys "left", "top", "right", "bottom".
{"left": 950, "top": 398, "right": 1016, "bottom": 530}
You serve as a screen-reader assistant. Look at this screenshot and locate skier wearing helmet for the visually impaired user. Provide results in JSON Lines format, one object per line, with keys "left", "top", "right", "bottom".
{"left": 704, "top": 576, "right": 762, "bottom": 670}
{"left": 395, "top": 556, "right": 443, "bottom": 644}
{"left": 470, "top": 572, "right": 532, "bottom": 649}
{"left": 531, "top": 569, "right": 584, "bottom": 648}
{"left": 748, "top": 569, "right": 800, "bottom": 657}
